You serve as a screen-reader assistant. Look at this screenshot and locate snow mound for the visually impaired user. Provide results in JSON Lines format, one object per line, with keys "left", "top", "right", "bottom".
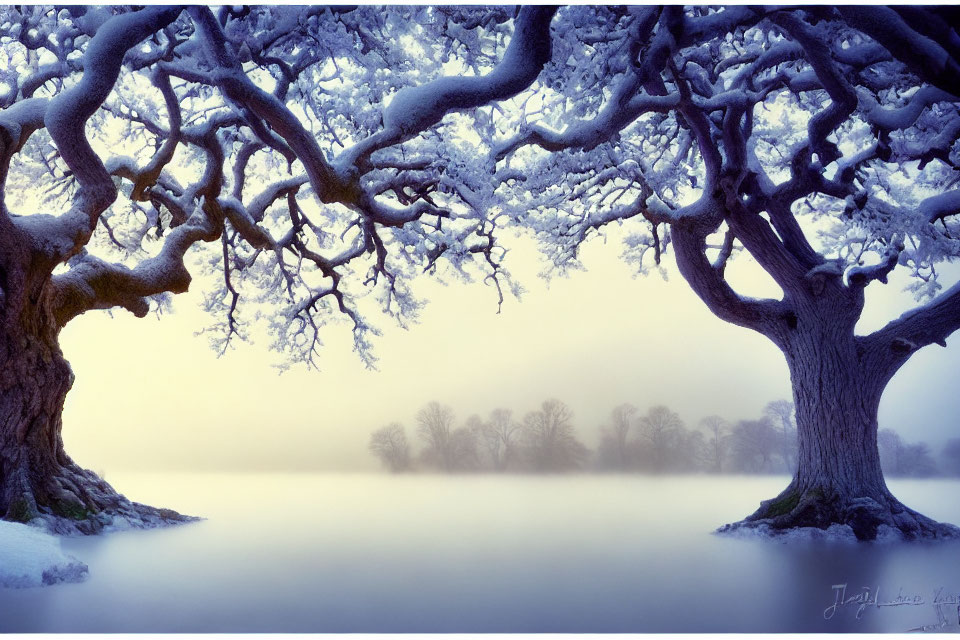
{"left": 716, "top": 522, "right": 861, "bottom": 543}
{"left": 0, "top": 521, "right": 88, "bottom": 588}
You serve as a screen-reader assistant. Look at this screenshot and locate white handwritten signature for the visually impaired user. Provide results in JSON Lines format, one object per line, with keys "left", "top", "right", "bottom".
{"left": 824, "top": 583, "right": 960, "bottom": 631}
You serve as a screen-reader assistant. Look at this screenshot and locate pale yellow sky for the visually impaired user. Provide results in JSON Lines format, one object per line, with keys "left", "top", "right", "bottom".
{"left": 59, "top": 231, "right": 960, "bottom": 472}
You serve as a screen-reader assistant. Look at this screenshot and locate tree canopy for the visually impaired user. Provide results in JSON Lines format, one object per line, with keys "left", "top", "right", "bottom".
{"left": 493, "top": 6, "right": 960, "bottom": 350}
{"left": 4, "top": 6, "right": 959, "bottom": 366}
{"left": 0, "top": 6, "right": 555, "bottom": 370}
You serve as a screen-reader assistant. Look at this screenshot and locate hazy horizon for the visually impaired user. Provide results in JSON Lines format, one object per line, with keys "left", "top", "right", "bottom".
{"left": 60, "top": 230, "right": 960, "bottom": 474}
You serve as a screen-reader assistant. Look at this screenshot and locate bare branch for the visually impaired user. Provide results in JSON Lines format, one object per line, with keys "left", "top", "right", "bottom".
{"left": 672, "top": 221, "right": 781, "bottom": 335}
{"left": 866, "top": 279, "right": 960, "bottom": 376}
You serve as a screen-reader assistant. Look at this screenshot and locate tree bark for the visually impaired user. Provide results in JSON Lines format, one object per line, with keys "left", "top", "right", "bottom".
{"left": 0, "top": 291, "right": 194, "bottom": 535}
{"left": 671, "top": 219, "right": 960, "bottom": 541}
{"left": 719, "top": 307, "right": 959, "bottom": 541}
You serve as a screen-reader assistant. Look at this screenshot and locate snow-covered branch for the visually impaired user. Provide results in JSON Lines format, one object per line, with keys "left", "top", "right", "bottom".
{"left": 187, "top": 7, "right": 350, "bottom": 205}
{"left": 0, "top": 98, "right": 48, "bottom": 198}
{"left": 0, "top": 5, "right": 955, "bottom": 373}
{"left": 51, "top": 206, "right": 220, "bottom": 326}
{"left": 494, "top": 91, "right": 680, "bottom": 161}
{"left": 772, "top": 12, "right": 857, "bottom": 168}
{"left": 38, "top": 7, "right": 182, "bottom": 260}
{"left": 338, "top": 6, "right": 558, "bottom": 171}
{"left": 859, "top": 85, "right": 957, "bottom": 132}
{"left": 919, "top": 189, "right": 960, "bottom": 224}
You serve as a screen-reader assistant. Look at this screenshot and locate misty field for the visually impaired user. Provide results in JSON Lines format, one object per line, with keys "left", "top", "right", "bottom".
{"left": 3, "top": 472, "right": 960, "bottom": 633}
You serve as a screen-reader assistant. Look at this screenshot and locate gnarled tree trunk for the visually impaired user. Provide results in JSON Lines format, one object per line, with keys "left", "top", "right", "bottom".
{"left": 0, "top": 4, "right": 195, "bottom": 535}
{"left": 0, "top": 276, "right": 193, "bottom": 534}
{"left": 671, "top": 214, "right": 960, "bottom": 541}
{"left": 720, "top": 303, "right": 959, "bottom": 541}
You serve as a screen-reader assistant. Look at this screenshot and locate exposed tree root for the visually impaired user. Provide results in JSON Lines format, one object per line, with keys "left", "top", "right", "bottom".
{"left": 717, "top": 484, "right": 960, "bottom": 542}
{"left": 4, "top": 462, "right": 198, "bottom": 536}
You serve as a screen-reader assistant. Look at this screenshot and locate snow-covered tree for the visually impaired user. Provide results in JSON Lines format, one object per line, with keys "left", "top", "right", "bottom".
{"left": 0, "top": 6, "right": 554, "bottom": 532}
{"left": 489, "top": 6, "right": 960, "bottom": 539}
{"left": 5, "top": 5, "right": 960, "bottom": 542}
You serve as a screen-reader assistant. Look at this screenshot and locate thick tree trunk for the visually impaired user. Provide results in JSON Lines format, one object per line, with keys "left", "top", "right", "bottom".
{"left": 0, "top": 309, "right": 195, "bottom": 535}
{"left": 719, "top": 313, "right": 959, "bottom": 541}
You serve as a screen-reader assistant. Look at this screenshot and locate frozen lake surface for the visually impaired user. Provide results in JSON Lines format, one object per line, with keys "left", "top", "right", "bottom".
{"left": 4, "top": 472, "right": 960, "bottom": 633}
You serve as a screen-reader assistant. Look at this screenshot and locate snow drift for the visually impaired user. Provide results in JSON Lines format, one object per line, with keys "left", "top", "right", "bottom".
{"left": 0, "top": 521, "right": 88, "bottom": 588}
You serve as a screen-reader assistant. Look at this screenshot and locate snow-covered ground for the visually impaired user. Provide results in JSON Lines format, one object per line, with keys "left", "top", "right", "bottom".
{"left": 0, "top": 521, "right": 88, "bottom": 588}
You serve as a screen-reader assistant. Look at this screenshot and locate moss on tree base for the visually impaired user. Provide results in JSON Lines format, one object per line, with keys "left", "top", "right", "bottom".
{"left": 26, "top": 500, "right": 200, "bottom": 536}
{"left": 51, "top": 499, "right": 91, "bottom": 521}
{"left": 2, "top": 466, "right": 200, "bottom": 536}
{"left": 718, "top": 485, "right": 960, "bottom": 542}
{"left": 6, "top": 497, "right": 36, "bottom": 524}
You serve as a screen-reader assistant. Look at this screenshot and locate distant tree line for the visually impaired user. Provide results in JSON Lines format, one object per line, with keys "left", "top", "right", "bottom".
{"left": 596, "top": 400, "right": 798, "bottom": 474}
{"left": 368, "top": 399, "right": 957, "bottom": 477}
{"left": 369, "top": 399, "right": 588, "bottom": 473}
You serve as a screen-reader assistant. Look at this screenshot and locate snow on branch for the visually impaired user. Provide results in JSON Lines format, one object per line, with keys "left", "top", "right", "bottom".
{"left": 40, "top": 7, "right": 182, "bottom": 252}
{"left": 337, "top": 6, "right": 558, "bottom": 171}
{"left": 919, "top": 189, "right": 960, "bottom": 225}
{"left": 0, "top": 97, "right": 48, "bottom": 191}
{"left": 771, "top": 12, "right": 857, "bottom": 168}
{"left": 187, "top": 7, "right": 348, "bottom": 205}
{"left": 51, "top": 204, "right": 220, "bottom": 326}
{"left": 382, "top": 7, "right": 556, "bottom": 135}
{"left": 859, "top": 85, "right": 957, "bottom": 132}
{"left": 845, "top": 242, "right": 902, "bottom": 288}
{"left": 3, "top": 5, "right": 960, "bottom": 371}
{"left": 494, "top": 90, "right": 680, "bottom": 161}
